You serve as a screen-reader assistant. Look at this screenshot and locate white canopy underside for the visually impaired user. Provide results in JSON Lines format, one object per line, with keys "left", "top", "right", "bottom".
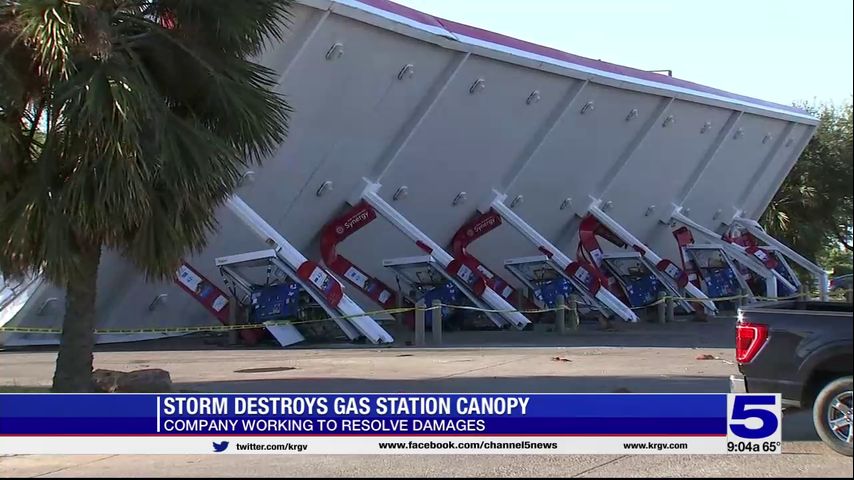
{"left": 1, "top": 0, "right": 817, "bottom": 345}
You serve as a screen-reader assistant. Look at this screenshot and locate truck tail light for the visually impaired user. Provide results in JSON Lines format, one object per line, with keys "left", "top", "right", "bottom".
{"left": 736, "top": 322, "right": 769, "bottom": 363}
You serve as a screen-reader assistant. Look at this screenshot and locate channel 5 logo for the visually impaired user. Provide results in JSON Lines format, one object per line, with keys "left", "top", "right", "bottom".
{"left": 727, "top": 394, "right": 782, "bottom": 441}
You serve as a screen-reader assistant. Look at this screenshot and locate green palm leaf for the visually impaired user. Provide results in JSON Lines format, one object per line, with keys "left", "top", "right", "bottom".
{"left": 1, "top": 0, "right": 293, "bottom": 391}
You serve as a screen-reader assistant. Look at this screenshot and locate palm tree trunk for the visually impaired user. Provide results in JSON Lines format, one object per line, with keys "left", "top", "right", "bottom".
{"left": 51, "top": 240, "right": 102, "bottom": 392}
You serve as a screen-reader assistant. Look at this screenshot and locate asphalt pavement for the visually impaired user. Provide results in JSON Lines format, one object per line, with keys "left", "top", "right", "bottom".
{"left": 1, "top": 317, "right": 852, "bottom": 477}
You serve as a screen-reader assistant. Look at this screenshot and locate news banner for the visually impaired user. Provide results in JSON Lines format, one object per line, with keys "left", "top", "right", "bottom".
{"left": 0, "top": 393, "right": 781, "bottom": 455}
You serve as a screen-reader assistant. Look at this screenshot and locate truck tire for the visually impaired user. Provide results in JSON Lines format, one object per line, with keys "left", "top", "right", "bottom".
{"left": 813, "top": 376, "right": 853, "bottom": 457}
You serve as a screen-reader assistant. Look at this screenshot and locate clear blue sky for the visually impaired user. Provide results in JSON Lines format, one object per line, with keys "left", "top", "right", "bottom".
{"left": 394, "top": 0, "right": 853, "bottom": 107}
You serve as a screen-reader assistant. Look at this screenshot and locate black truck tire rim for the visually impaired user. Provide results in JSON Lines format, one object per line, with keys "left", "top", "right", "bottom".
{"left": 827, "top": 390, "right": 853, "bottom": 444}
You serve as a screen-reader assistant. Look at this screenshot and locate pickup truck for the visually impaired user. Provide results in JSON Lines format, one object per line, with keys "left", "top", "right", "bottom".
{"left": 730, "top": 300, "right": 853, "bottom": 456}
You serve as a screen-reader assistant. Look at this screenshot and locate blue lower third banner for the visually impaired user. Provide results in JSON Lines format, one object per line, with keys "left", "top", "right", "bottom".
{"left": 0, "top": 394, "right": 781, "bottom": 454}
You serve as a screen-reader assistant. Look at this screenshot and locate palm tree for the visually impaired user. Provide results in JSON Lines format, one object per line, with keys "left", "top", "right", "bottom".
{"left": 0, "top": 0, "right": 292, "bottom": 392}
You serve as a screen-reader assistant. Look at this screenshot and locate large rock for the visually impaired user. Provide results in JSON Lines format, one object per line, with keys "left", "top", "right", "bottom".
{"left": 92, "top": 368, "right": 173, "bottom": 393}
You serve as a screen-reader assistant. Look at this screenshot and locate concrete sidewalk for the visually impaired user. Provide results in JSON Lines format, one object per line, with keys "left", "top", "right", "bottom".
{"left": 0, "top": 435, "right": 850, "bottom": 478}
{"left": 0, "top": 311, "right": 739, "bottom": 356}
{"left": 1, "top": 346, "right": 736, "bottom": 393}
{"left": 2, "top": 314, "right": 740, "bottom": 392}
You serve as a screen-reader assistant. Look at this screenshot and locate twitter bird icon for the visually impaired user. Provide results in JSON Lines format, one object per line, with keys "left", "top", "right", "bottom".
{"left": 212, "top": 441, "right": 229, "bottom": 453}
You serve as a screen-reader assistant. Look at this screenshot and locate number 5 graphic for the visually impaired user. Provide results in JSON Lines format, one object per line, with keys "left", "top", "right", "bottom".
{"left": 730, "top": 395, "right": 779, "bottom": 439}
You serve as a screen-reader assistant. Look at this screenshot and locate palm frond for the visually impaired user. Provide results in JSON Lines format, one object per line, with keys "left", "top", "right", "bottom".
{"left": 0, "top": 0, "right": 293, "bottom": 283}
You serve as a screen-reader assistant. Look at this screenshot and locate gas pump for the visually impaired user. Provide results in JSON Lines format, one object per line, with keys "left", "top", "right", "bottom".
{"left": 213, "top": 249, "right": 364, "bottom": 346}
{"left": 225, "top": 196, "right": 393, "bottom": 344}
{"left": 669, "top": 209, "right": 796, "bottom": 300}
{"left": 600, "top": 254, "right": 669, "bottom": 309}
{"left": 764, "top": 247, "right": 801, "bottom": 296}
{"left": 577, "top": 215, "right": 695, "bottom": 313}
{"left": 450, "top": 210, "right": 522, "bottom": 306}
{"left": 503, "top": 255, "right": 611, "bottom": 322}
{"left": 726, "top": 224, "right": 801, "bottom": 297}
{"left": 730, "top": 217, "right": 828, "bottom": 300}
{"left": 383, "top": 255, "right": 500, "bottom": 330}
{"left": 487, "top": 196, "right": 639, "bottom": 323}
{"left": 673, "top": 226, "right": 754, "bottom": 304}
{"left": 445, "top": 202, "right": 637, "bottom": 323}
{"left": 320, "top": 190, "right": 531, "bottom": 330}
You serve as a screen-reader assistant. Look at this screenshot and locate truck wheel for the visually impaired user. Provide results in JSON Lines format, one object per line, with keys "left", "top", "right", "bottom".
{"left": 813, "top": 376, "right": 853, "bottom": 457}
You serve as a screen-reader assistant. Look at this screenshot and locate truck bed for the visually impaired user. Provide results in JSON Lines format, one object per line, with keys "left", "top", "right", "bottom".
{"left": 734, "top": 300, "right": 853, "bottom": 407}
{"left": 741, "top": 300, "right": 853, "bottom": 314}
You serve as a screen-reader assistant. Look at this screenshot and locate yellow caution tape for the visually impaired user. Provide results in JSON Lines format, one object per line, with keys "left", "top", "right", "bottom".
{"left": 0, "top": 307, "right": 415, "bottom": 335}
{"left": 0, "top": 290, "right": 845, "bottom": 335}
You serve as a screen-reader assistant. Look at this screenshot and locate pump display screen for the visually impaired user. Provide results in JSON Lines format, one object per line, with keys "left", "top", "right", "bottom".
{"left": 687, "top": 249, "right": 742, "bottom": 298}
{"left": 602, "top": 258, "right": 660, "bottom": 307}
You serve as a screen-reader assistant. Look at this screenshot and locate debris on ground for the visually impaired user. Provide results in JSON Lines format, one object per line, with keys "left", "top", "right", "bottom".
{"left": 696, "top": 354, "right": 718, "bottom": 360}
{"left": 551, "top": 356, "right": 572, "bottom": 362}
{"left": 694, "top": 353, "right": 735, "bottom": 364}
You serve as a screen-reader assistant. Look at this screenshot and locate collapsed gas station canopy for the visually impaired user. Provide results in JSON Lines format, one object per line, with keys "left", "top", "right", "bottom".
{"left": 1, "top": 0, "right": 821, "bottom": 346}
